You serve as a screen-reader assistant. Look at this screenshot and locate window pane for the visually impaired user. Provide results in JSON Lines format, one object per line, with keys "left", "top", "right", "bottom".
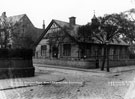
{"left": 63, "top": 44, "right": 71, "bottom": 56}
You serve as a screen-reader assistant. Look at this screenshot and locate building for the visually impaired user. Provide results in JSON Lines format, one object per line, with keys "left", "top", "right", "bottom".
{"left": 35, "top": 16, "right": 129, "bottom": 60}
{"left": 0, "top": 12, "right": 44, "bottom": 48}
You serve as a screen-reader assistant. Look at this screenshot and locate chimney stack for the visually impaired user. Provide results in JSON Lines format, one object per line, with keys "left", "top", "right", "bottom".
{"left": 2, "top": 12, "right": 7, "bottom": 18}
{"left": 69, "top": 16, "right": 76, "bottom": 26}
{"left": 43, "top": 20, "right": 45, "bottom": 29}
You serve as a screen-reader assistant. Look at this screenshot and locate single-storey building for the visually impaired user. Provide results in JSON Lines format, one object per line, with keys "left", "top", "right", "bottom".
{"left": 34, "top": 16, "right": 129, "bottom": 61}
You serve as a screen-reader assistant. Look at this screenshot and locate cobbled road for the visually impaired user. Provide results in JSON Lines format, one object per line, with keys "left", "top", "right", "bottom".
{"left": 1, "top": 66, "right": 135, "bottom": 99}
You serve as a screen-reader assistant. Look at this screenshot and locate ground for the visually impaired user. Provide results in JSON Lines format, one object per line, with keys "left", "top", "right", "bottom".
{"left": 0, "top": 64, "right": 135, "bottom": 99}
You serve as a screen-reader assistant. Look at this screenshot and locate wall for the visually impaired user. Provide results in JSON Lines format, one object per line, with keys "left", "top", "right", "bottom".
{"left": 33, "top": 58, "right": 96, "bottom": 69}
{"left": 108, "top": 59, "right": 135, "bottom": 67}
{"left": 33, "top": 58, "right": 135, "bottom": 69}
{"left": 0, "top": 49, "right": 35, "bottom": 79}
{"left": 0, "top": 58, "right": 34, "bottom": 79}
{"left": 35, "top": 39, "right": 50, "bottom": 58}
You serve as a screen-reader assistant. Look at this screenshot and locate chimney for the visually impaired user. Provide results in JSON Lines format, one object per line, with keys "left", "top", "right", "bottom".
{"left": 69, "top": 16, "right": 76, "bottom": 26}
{"left": 2, "top": 12, "right": 6, "bottom": 17}
{"left": 1, "top": 12, "right": 7, "bottom": 19}
{"left": 43, "top": 20, "right": 45, "bottom": 29}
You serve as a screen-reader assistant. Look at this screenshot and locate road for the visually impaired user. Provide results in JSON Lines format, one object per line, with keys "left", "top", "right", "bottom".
{"left": 0, "top": 64, "right": 135, "bottom": 99}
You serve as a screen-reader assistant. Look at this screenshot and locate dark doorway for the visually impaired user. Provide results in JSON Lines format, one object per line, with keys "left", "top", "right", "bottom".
{"left": 52, "top": 46, "right": 58, "bottom": 58}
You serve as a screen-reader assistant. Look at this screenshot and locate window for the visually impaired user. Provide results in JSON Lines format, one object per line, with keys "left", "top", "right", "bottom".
{"left": 113, "top": 48, "right": 118, "bottom": 60}
{"left": 86, "top": 49, "right": 91, "bottom": 58}
{"left": 41, "top": 45, "right": 47, "bottom": 56}
{"left": 63, "top": 44, "right": 71, "bottom": 56}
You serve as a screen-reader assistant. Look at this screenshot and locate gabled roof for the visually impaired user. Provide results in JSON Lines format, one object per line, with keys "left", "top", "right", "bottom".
{"left": 35, "top": 18, "right": 129, "bottom": 47}
{"left": 34, "top": 27, "right": 44, "bottom": 40}
{"left": 53, "top": 19, "right": 80, "bottom": 37}
{"left": 0, "top": 13, "right": 44, "bottom": 47}
{"left": 6, "top": 14, "right": 43, "bottom": 40}
{"left": 34, "top": 19, "right": 80, "bottom": 47}
{"left": 110, "top": 37, "right": 129, "bottom": 46}
{"left": 92, "top": 33, "right": 128, "bottom": 46}
{"left": 0, "top": 14, "right": 26, "bottom": 26}
{"left": 53, "top": 19, "right": 69, "bottom": 27}
{"left": 7, "top": 14, "right": 25, "bottom": 25}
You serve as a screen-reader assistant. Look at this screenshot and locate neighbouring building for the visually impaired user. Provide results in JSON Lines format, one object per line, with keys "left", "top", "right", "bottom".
{"left": 0, "top": 12, "right": 44, "bottom": 48}
{"left": 35, "top": 16, "right": 129, "bottom": 61}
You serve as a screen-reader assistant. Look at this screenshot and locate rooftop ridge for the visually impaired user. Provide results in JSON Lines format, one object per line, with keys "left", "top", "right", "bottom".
{"left": 53, "top": 19, "right": 80, "bottom": 26}
{"left": 7, "top": 14, "right": 26, "bottom": 18}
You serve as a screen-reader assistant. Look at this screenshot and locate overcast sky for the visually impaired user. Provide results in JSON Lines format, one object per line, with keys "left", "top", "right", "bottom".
{"left": 0, "top": 0, "right": 134, "bottom": 28}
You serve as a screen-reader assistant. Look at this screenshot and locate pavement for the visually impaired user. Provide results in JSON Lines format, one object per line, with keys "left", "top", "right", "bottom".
{"left": 34, "top": 63, "right": 135, "bottom": 73}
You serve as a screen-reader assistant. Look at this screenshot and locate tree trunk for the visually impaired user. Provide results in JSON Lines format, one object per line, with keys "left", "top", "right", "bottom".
{"left": 106, "top": 46, "right": 110, "bottom": 72}
{"left": 95, "top": 46, "right": 99, "bottom": 68}
{"left": 101, "top": 45, "right": 106, "bottom": 71}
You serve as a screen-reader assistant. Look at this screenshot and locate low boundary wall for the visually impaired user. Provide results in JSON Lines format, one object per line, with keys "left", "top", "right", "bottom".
{"left": 33, "top": 58, "right": 135, "bottom": 69}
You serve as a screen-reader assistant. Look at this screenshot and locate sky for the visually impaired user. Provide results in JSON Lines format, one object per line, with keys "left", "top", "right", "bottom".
{"left": 0, "top": 0, "right": 135, "bottom": 28}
